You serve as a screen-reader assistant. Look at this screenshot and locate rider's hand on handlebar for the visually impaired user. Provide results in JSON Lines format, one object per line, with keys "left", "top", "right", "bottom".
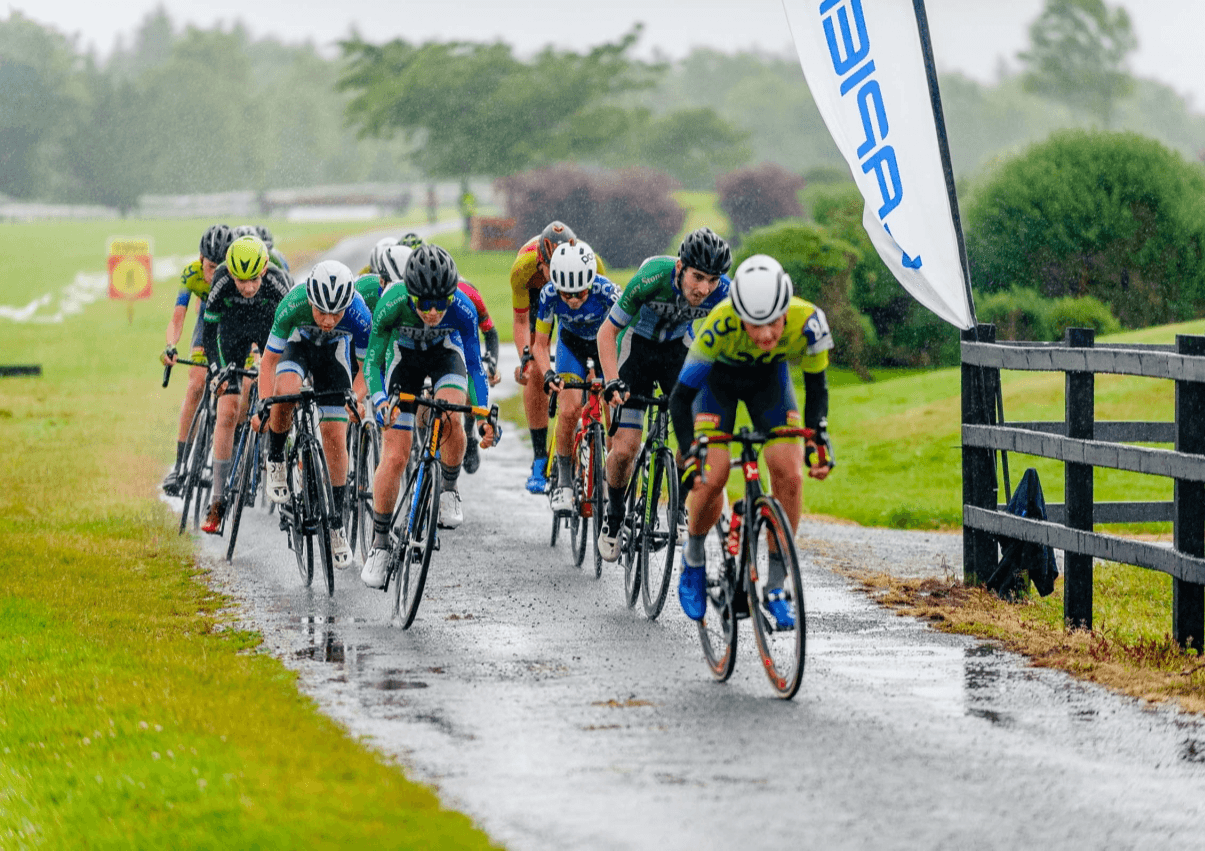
{"left": 160, "top": 346, "right": 177, "bottom": 367}
{"left": 543, "top": 369, "right": 563, "bottom": 394}
{"left": 603, "top": 378, "right": 628, "bottom": 405}
{"left": 478, "top": 420, "right": 497, "bottom": 449}
{"left": 805, "top": 422, "right": 834, "bottom": 480}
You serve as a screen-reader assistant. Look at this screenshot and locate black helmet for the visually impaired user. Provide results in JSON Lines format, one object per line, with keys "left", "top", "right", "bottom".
{"left": 538, "top": 220, "right": 576, "bottom": 264}
{"left": 399, "top": 232, "right": 423, "bottom": 249}
{"left": 254, "top": 225, "right": 275, "bottom": 249}
{"left": 403, "top": 244, "right": 459, "bottom": 299}
{"left": 678, "top": 227, "right": 731, "bottom": 277}
{"left": 199, "top": 224, "right": 234, "bottom": 264}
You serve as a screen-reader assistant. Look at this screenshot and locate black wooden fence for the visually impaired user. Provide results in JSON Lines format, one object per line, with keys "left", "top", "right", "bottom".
{"left": 961, "top": 324, "right": 1205, "bottom": 649}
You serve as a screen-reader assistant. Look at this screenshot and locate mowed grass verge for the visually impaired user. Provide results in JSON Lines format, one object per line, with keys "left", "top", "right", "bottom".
{"left": 0, "top": 222, "right": 495, "bottom": 848}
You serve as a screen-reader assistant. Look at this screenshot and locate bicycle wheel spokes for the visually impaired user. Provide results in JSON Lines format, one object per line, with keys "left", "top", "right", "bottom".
{"left": 697, "top": 516, "right": 738, "bottom": 682}
{"left": 303, "top": 441, "right": 336, "bottom": 597}
{"left": 286, "top": 463, "right": 313, "bottom": 587}
{"left": 397, "top": 461, "right": 440, "bottom": 629}
{"left": 747, "top": 496, "right": 806, "bottom": 699}
{"left": 570, "top": 449, "right": 587, "bottom": 569}
{"left": 641, "top": 447, "right": 679, "bottom": 620}
{"left": 353, "top": 425, "right": 380, "bottom": 562}
{"left": 178, "top": 403, "right": 211, "bottom": 535}
{"left": 225, "top": 429, "right": 259, "bottom": 563}
{"left": 620, "top": 484, "right": 643, "bottom": 609}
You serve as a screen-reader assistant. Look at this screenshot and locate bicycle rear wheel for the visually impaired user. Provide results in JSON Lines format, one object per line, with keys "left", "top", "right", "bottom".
{"left": 589, "top": 425, "right": 605, "bottom": 579}
{"left": 178, "top": 401, "right": 212, "bottom": 535}
{"left": 697, "top": 514, "right": 739, "bottom": 682}
{"left": 286, "top": 459, "right": 313, "bottom": 587}
{"left": 570, "top": 446, "right": 587, "bottom": 569}
{"left": 619, "top": 460, "right": 644, "bottom": 609}
{"left": 747, "top": 495, "right": 806, "bottom": 699}
{"left": 301, "top": 439, "right": 336, "bottom": 597}
{"left": 393, "top": 460, "right": 440, "bottom": 629}
{"left": 351, "top": 423, "right": 380, "bottom": 562}
{"left": 225, "top": 427, "right": 261, "bottom": 563}
{"left": 641, "top": 447, "right": 679, "bottom": 620}
{"left": 547, "top": 462, "right": 561, "bottom": 548}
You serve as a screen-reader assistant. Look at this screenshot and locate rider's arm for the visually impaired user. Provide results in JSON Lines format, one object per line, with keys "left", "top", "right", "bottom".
{"left": 532, "top": 328, "right": 553, "bottom": 380}
{"left": 200, "top": 287, "right": 222, "bottom": 368}
{"left": 509, "top": 244, "right": 538, "bottom": 361}
{"left": 802, "top": 369, "right": 829, "bottom": 434}
{"left": 258, "top": 349, "right": 281, "bottom": 401}
{"left": 482, "top": 327, "right": 500, "bottom": 375}
{"left": 365, "top": 288, "right": 406, "bottom": 409}
{"left": 165, "top": 298, "right": 189, "bottom": 348}
{"left": 450, "top": 294, "right": 489, "bottom": 414}
{"left": 596, "top": 313, "right": 624, "bottom": 384}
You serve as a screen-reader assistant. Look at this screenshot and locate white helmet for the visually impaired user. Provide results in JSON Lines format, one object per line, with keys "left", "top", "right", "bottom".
{"left": 549, "top": 240, "right": 597, "bottom": 295}
{"left": 379, "top": 244, "right": 413, "bottom": 285}
{"left": 305, "top": 260, "right": 356, "bottom": 314}
{"left": 731, "top": 254, "right": 793, "bottom": 326}
{"left": 368, "top": 236, "right": 398, "bottom": 276}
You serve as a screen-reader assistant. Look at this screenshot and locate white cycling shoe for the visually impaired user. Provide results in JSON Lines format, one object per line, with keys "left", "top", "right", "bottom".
{"left": 361, "top": 547, "right": 390, "bottom": 589}
{"left": 331, "top": 527, "right": 354, "bottom": 570}
{"left": 267, "top": 461, "right": 290, "bottom": 504}
{"left": 597, "top": 514, "right": 622, "bottom": 563}
{"left": 438, "top": 490, "right": 463, "bottom": 529}
{"left": 550, "top": 486, "right": 574, "bottom": 513}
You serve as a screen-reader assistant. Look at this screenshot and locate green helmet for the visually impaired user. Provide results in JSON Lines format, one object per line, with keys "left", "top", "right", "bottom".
{"left": 226, "top": 235, "right": 270, "bottom": 281}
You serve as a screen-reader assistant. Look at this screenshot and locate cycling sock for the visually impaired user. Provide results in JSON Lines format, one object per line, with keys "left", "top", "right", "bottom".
{"left": 556, "top": 454, "right": 572, "bottom": 486}
{"left": 441, "top": 462, "right": 461, "bottom": 492}
{"left": 268, "top": 428, "right": 287, "bottom": 462}
{"left": 606, "top": 484, "right": 626, "bottom": 518}
{"left": 331, "top": 485, "right": 347, "bottom": 528}
{"left": 175, "top": 441, "right": 186, "bottom": 467}
{"left": 212, "top": 459, "right": 231, "bottom": 499}
{"left": 373, "top": 510, "right": 392, "bottom": 550}
{"left": 685, "top": 533, "right": 707, "bottom": 566}
{"left": 530, "top": 427, "right": 549, "bottom": 460}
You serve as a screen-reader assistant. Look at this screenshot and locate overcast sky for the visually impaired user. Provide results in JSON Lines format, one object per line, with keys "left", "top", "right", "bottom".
{"left": 13, "top": 0, "right": 1205, "bottom": 111}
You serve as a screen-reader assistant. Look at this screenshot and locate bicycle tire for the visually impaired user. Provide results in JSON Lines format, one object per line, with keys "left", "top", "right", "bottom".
{"left": 697, "top": 515, "right": 738, "bottom": 683}
{"left": 396, "top": 460, "right": 440, "bottom": 629}
{"left": 590, "top": 425, "right": 605, "bottom": 579}
{"left": 747, "top": 495, "right": 806, "bottom": 699}
{"left": 303, "top": 439, "right": 336, "bottom": 597}
{"left": 547, "top": 462, "right": 561, "bottom": 548}
{"left": 344, "top": 421, "right": 359, "bottom": 551}
{"left": 641, "top": 447, "right": 679, "bottom": 620}
{"left": 225, "top": 427, "right": 260, "bottom": 563}
{"left": 286, "top": 456, "right": 313, "bottom": 587}
{"left": 570, "top": 443, "right": 587, "bottom": 569}
{"left": 177, "top": 400, "right": 212, "bottom": 535}
{"left": 351, "top": 423, "right": 381, "bottom": 562}
{"left": 619, "top": 453, "right": 644, "bottom": 609}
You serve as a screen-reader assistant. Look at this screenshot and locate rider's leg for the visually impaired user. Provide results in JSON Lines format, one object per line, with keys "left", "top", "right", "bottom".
{"left": 210, "top": 390, "right": 240, "bottom": 501}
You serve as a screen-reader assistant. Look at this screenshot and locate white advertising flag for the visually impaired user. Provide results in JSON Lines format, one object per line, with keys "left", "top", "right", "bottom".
{"left": 782, "top": 0, "right": 975, "bottom": 330}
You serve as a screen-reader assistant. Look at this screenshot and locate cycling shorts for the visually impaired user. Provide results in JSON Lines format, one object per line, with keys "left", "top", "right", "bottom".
{"left": 384, "top": 346, "right": 468, "bottom": 432}
{"left": 188, "top": 311, "right": 207, "bottom": 360}
{"left": 276, "top": 337, "right": 354, "bottom": 422}
{"left": 616, "top": 333, "right": 689, "bottom": 429}
{"left": 555, "top": 330, "right": 600, "bottom": 383}
{"left": 215, "top": 326, "right": 266, "bottom": 395}
{"left": 691, "top": 361, "right": 802, "bottom": 444}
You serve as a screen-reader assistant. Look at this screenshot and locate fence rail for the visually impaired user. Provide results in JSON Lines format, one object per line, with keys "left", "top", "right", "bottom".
{"left": 961, "top": 324, "right": 1205, "bottom": 648}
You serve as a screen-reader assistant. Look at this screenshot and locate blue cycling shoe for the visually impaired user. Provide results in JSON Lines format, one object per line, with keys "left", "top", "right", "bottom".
{"left": 764, "top": 587, "right": 796, "bottom": 630}
{"left": 678, "top": 557, "right": 707, "bottom": 621}
{"left": 526, "top": 458, "right": 549, "bottom": 494}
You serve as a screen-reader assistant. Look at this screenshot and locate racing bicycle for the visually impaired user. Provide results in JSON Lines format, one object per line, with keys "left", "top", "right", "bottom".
{"left": 547, "top": 364, "right": 607, "bottom": 578}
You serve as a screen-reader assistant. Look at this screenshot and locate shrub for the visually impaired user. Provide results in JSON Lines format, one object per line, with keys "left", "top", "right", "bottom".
{"left": 496, "top": 164, "right": 686, "bottom": 269}
{"left": 715, "top": 162, "right": 805, "bottom": 239}
{"left": 976, "top": 287, "right": 1053, "bottom": 342}
{"left": 1047, "top": 294, "right": 1122, "bottom": 340}
{"left": 965, "top": 130, "right": 1205, "bottom": 327}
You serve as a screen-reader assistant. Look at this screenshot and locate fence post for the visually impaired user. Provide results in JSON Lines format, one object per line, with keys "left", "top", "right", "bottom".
{"left": 962, "top": 323, "right": 997, "bottom": 585}
{"left": 1064, "top": 327, "right": 1095, "bottom": 629}
{"left": 1174, "top": 335, "right": 1205, "bottom": 651}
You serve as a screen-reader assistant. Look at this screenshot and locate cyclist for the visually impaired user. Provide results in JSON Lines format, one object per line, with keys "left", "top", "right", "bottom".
{"left": 257, "top": 260, "right": 373, "bottom": 570}
{"left": 509, "top": 221, "right": 607, "bottom": 494}
{"left": 160, "top": 223, "right": 233, "bottom": 496}
{"left": 399, "top": 232, "right": 423, "bottom": 249}
{"left": 254, "top": 224, "right": 290, "bottom": 272}
{"left": 360, "top": 245, "right": 497, "bottom": 589}
{"left": 361, "top": 236, "right": 397, "bottom": 276}
{"left": 669, "top": 254, "right": 835, "bottom": 628}
{"left": 198, "top": 235, "right": 292, "bottom": 534}
{"left": 595, "top": 226, "right": 733, "bottom": 562}
{"left": 531, "top": 241, "right": 620, "bottom": 513}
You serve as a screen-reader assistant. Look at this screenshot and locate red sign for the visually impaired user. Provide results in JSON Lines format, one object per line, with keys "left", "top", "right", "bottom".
{"left": 108, "top": 238, "right": 153, "bottom": 300}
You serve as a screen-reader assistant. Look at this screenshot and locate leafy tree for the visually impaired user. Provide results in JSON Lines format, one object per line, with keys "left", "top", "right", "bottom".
{"left": 338, "top": 29, "right": 661, "bottom": 183}
{"left": 715, "top": 162, "right": 804, "bottom": 239}
{"left": 635, "top": 108, "right": 750, "bottom": 190}
{"left": 965, "top": 130, "right": 1205, "bottom": 327}
{"left": 1018, "top": 0, "right": 1137, "bottom": 127}
{"left": 0, "top": 13, "right": 84, "bottom": 198}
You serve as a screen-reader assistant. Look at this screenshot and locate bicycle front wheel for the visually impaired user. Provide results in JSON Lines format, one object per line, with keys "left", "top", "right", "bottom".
{"left": 619, "top": 458, "right": 644, "bottom": 609}
{"left": 395, "top": 461, "right": 440, "bottom": 629}
{"left": 352, "top": 423, "right": 380, "bottom": 562}
{"left": 301, "top": 439, "right": 336, "bottom": 597}
{"left": 178, "top": 401, "right": 212, "bottom": 535}
{"left": 225, "top": 427, "right": 261, "bottom": 563}
{"left": 697, "top": 514, "right": 738, "bottom": 683}
{"left": 589, "top": 425, "right": 605, "bottom": 579}
{"left": 569, "top": 447, "right": 587, "bottom": 570}
{"left": 747, "top": 495, "right": 806, "bottom": 699}
{"left": 641, "top": 447, "right": 679, "bottom": 620}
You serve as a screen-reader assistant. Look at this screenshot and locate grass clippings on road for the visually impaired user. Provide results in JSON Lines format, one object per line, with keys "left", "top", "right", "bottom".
{"left": 839, "top": 565, "right": 1205, "bottom": 716}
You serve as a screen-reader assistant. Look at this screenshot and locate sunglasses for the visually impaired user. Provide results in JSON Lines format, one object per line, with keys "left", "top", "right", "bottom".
{"left": 410, "top": 295, "right": 454, "bottom": 312}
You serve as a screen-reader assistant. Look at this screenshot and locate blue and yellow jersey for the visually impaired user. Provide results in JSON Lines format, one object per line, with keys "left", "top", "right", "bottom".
{"left": 174, "top": 258, "right": 210, "bottom": 308}
{"left": 534, "top": 276, "right": 620, "bottom": 341}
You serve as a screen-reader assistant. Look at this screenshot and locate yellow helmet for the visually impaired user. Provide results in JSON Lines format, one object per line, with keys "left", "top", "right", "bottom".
{"left": 226, "top": 235, "right": 270, "bottom": 280}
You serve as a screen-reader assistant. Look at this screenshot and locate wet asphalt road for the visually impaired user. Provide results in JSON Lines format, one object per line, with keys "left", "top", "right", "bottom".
{"left": 178, "top": 231, "right": 1205, "bottom": 849}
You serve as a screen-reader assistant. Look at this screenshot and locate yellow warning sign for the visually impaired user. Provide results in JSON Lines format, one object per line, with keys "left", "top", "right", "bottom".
{"left": 108, "top": 237, "right": 153, "bottom": 300}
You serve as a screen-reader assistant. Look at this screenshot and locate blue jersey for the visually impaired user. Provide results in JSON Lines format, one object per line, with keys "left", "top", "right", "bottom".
{"left": 534, "top": 275, "right": 620, "bottom": 341}
{"left": 266, "top": 287, "right": 373, "bottom": 363}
